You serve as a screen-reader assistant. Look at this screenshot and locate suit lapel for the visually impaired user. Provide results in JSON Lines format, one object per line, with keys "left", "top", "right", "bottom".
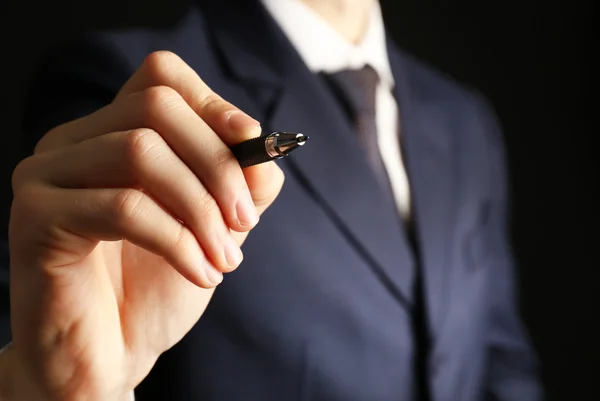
{"left": 269, "top": 72, "right": 416, "bottom": 308}
{"left": 388, "top": 44, "right": 457, "bottom": 337}
{"left": 200, "top": 0, "right": 416, "bottom": 307}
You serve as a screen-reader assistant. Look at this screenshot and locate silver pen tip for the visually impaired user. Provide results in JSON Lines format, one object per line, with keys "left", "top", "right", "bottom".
{"left": 295, "top": 133, "right": 308, "bottom": 145}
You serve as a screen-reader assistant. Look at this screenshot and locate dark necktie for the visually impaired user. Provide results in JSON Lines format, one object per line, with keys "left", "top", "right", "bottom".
{"left": 325, "top": 65, "right": 392, "bottom": 194}
{"left": 325, "top": 66, "right": 431, "bottom": 401}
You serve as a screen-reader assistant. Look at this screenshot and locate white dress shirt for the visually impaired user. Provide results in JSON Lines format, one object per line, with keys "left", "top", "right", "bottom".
{"left": 261, "top": 0, "right": 412, "bottom": 220}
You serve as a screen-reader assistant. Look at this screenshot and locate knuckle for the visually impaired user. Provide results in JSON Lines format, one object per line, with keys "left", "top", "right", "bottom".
{"left": 197, "top": 92, "right": 224, "bottom": 112}
{"left": 171, "top": 223, "right": 188, "bottom": 250}
{"left": 124, "top": 128, "right": 162, "bottom": 168}
{"left": 205, "top": 148, "right": 242, "bottom": 204}
{"left": 11, "top": 155, "right": 39, "bottom": 191}
{"left": 141, "top": 85, "right": 182, "bottom": 113}
{"left": 111, "top": 188, "right": 147, "bottom": 227}
{"left": 34, "top": 122, "right": 67, "bottom": 154}
{"left": 171, "top": 224, "right": 194, "bottom": 258}
{"left": 11, "top": 184, "right": 48, "bottom": 222}
{"left": 195, "top": 193, "right": 220, "bottom": 222}
{"left": 142, "top": 51, "right": 182, "bottom": 82}
{"left": 212, "top": 148, "right": 238, "bottom": 178}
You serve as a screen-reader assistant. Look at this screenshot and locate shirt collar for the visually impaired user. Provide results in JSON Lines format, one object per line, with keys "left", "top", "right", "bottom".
{"left": 261, "top": 0, "right": 395, "bottom": 89}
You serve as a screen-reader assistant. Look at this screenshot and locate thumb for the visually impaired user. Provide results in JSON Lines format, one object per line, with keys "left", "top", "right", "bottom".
{"left": 244, "top": 159, "right": 285, "bottom": 214}
{"left": 230, "top": 160, "right": 284, "bottom": 245}
{"left": 224, "top": 117, "right": 285, "bottom": 214}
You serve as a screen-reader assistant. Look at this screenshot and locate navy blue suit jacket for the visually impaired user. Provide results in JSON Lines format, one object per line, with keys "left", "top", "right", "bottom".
{"left": 1, "top": 1, "right": 542, "bottom": 400}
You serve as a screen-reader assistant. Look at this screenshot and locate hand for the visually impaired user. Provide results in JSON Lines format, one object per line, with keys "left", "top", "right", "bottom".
{"left": 7, "top": 51, "right": 284, "bottom": 400}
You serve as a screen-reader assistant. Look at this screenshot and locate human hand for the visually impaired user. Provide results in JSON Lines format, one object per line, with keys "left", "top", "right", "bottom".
{"left": 6, "top": 51, "right": 284, "bottom": 400}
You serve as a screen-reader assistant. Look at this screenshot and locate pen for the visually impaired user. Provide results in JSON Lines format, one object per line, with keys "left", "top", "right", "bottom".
{"left": 230, "top": 131, "right": 309, "bottom": 168}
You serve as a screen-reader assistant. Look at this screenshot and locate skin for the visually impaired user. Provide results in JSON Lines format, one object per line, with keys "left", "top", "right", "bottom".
{"left": 0, "top": 1, "right": 372, "bottom": 400}
{"left": 302, "top": 0, "right": 373, "bottom": 44}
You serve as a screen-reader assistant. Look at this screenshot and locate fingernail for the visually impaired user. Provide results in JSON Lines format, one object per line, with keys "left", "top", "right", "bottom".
{"left": 228, "top": 111, "right": 261, "bottom": 133}
{"left": 224, "top": 234, "right": 244, "bottom": 268}
{"left": 205, "top": 265, "right": 223, "bottom": 286}
{"left": 236, "top": 191, "right": 260, "bottom": 228}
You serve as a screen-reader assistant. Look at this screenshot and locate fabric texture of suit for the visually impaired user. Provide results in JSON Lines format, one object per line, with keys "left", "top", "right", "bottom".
{"left": 0, "top": 1, "right": 542, "bottom": 400}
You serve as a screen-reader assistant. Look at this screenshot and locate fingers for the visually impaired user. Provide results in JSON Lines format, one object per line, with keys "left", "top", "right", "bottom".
{"left": 23, "top": 51, "right": 286, "bottom": 280}
{"left": 116, "top": 51, "right": 278, "bottom": 198}
{"left": 36, "top": 51, "right": 282, "bottom": 211}
{"left": 21, "top": 129, "right": 244, "bottom": 274}
{"left": 117, "top": 52, "right": 279, "bottom": 206}
{"left": 35, "top": 51, "right": 262, "bottom": 152}
{"left": 38, "top": 86, "right": 260, "bottom": 233}
{"left": 11, "top": 184, "right": 223, "bottom": 288}
{"left": 116, "top": 51, "right": 261, "bottom": 145}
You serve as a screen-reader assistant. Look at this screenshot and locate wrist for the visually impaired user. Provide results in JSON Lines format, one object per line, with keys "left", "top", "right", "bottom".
{"left": 1, "top": 343, "right": 135, "bottom": 401}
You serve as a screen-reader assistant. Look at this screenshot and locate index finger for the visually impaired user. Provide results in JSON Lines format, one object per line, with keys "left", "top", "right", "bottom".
{"left": 117, "top": 51, "right": 261, "bottom": 145}
{"left": 118, "top": 51, "right": 284, "bottom": 239}
{"left": 117, "top": 51, "right": 283, "bottom": 213}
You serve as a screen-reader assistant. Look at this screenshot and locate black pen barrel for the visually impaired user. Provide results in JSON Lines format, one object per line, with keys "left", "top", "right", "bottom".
{"left": 230, "top": 136, "right": 273, "bottom": 168}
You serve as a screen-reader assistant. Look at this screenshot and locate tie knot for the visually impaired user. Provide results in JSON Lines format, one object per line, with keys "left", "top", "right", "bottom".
{"left": 327, "top": 65, "right": 380, "bottom": 116}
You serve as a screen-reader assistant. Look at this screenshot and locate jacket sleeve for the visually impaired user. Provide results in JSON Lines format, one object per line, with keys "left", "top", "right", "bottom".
{"left": 475, "top": 94, "right": 544, "bottom": 401}
{"left": 0, "top": 34, "right": 132, "bottom": 347}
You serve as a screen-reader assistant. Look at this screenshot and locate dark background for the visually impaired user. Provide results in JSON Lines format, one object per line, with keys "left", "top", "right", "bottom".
{"left": 0, "top": 0, "right": 597, "bottom": 400}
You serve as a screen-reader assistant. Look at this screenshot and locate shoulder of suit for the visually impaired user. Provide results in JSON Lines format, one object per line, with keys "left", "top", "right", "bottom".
{"left": 397, "top": 50, "right": 484, "bottom": 107}
{"left": 83, "top": 7, "right": 212, "bottom": 73}
{"left": 395, "top": 47, "right": 500, "bottom": 132}
{"left": 41, "top": 6, "right": 213, "bottom": 79}
{"left": 390, "top": 46, "right": 504, "bottom": 169}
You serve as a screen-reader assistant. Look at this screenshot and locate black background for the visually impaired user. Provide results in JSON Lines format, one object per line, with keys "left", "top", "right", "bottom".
{"left": 0, "top": 1, "right": 597, "bottom": 400}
